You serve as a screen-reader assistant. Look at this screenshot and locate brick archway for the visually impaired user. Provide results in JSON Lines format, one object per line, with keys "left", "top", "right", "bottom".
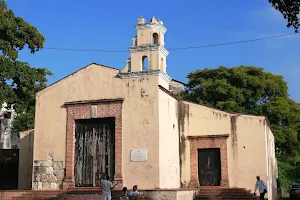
{"left": 62, "top": 99, "right": 123, "bottom": 189}
{"left": 188, "top": 134, "right": 229, "bottom": 187}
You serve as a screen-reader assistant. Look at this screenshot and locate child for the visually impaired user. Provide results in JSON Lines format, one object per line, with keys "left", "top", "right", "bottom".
{"left": 120, "top": 187, "right": 129, "bottom": 200}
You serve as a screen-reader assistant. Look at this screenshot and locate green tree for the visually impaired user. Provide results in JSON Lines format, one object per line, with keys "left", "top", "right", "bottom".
{"left": 263, "top": 97, "right": 300, "bottom": 156}
{"left": 269, "top": 0, "right": 300, "bottom": 32}
{"left": 0, "top": 0, "right": 52, "bottom": 132}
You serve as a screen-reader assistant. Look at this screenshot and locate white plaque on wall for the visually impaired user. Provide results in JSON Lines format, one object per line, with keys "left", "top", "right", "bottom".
{"left": 130, "top": 149, "right": 147, "bottom": 162}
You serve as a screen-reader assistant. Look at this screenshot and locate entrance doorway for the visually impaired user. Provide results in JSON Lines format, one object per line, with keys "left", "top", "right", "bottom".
{"left": 74, "top": 118, "right": 115, "bottom": 187}
{"left": 198, "top": 148, "right": 221, "bottom": 186}
{"left": 0, "top": 149, "right": 19, "bottom": 189}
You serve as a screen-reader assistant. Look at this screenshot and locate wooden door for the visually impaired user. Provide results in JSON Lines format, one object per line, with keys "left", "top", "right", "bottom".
{"left": 198, "top": 148, "right": 221, "bottom": 186}
{"left": 74, "top": 118, "right": 115, "bottom": 187}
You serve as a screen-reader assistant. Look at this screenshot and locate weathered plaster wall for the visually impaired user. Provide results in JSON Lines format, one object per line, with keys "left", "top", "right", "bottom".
{"left": 178, "top": 101, "right": 232, "bottom": 186}
{"left": 18, "top": 129, "right": 34, "bottom": 189}
{"left": 180, "top": 102, "right": 232, "bottom": 137}
{"left": 34, "top": 64, "right": 162, "bottom": 189}
{"left": 266, "top": 127, "right": 277, "bottom": 200}
{"left": 158, "top": 90, "right": 180, "bottom": 188}
{"left": 178, "top": 101, "right": 274, "bottom": 194}
{"left": 131, "top": 51, "right": 165, "bottom": 72}
{"left": 137, "top": 30, "right": 164, "bottom": 46}
{"left": 227, "top": 116, "right": 268, "bottom": 192}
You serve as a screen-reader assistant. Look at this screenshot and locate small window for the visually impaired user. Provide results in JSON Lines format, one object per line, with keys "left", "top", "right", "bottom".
{"left": 152, "top": 33, "right": 159, "bottom": 45}
{"left": 142, "top": 56, "right": 148, "bottom": 70}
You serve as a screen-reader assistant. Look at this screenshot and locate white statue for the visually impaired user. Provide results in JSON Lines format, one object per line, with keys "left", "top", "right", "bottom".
{"left": 0, "top": 102, "right": 16, "bottom": 149}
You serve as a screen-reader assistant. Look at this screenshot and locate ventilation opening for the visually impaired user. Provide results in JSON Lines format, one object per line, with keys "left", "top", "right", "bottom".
{"left": 152, "top": 33, "right": 159, "bottom": 45}
{"left": 142, "top": 56, "right": 148, "bottom": 70}
{"left": 160, "top": 57, "right": 164, "bottom": 70}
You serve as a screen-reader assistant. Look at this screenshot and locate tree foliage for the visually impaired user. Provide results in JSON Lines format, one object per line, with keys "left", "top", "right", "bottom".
{"left": 269, "top": 0, "right": 300, "bottom": 32}
{"left": 263, "top": 97, "right": 300, "bottom": 156}
{"left": 0, "top": 0, "right": 52, "bottom": 132}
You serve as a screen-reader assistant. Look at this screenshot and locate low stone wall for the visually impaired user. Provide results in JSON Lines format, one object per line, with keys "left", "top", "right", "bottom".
{"left": 141, "top": 189, "right": 196, "bottom": 200}
{"left": 58, "top": 190, "right": 196, "bottom": 200}
{"left": 0, "top": 190, "right": 26, "bottom": 200}
{"left": 33, "top": 153, "right": 64, "bottom": 189}
{"left": 57, "top": 192, "right": 104, "bottom": 200}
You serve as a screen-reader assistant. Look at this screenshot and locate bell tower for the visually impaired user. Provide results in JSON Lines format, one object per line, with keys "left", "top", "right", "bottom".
{"left": 128, "top": 16, "right": 169, "bottom": 73}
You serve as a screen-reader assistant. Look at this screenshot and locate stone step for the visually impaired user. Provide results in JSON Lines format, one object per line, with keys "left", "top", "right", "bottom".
{"left": 68, "top": 187, "right": 101, "bottom": 191}
{"left": 195, "top": 198, "right": 258, "bottom": 200}
{"left": 12, "top": 196, "right": 58, "bottom": 200}
{"left": 12, "top": 195, "right": 60, "bottom": 197}
{"left": 17, "top": 191, "right": 63, "bottom": 195}
{"left": 196, "top": 194, "right": 257, "bottom": 198}
{"left": 196, "top": 187, "right": 258, "bottom": 200}
{"left": 9, "top": 190, "right": 63, "bottom": 200}
{"left": 198, "top": 187, "right": 247, "bottom": 191}
{"left": 198, "top": 189, "right": 248, "bottom": 192}
{"left": 197, "top": 192, "right": 256, "bottom": 195}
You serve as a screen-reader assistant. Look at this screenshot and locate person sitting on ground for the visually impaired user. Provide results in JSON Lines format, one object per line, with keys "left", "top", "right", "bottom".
{"left": 101, "top": 175, "right": 117, "bottom": 200}
{"left": 129, "top": 185, "right": 144, "bottom": 200}
{"left": 120, "top": 187, "right": 129, "bottom": 200}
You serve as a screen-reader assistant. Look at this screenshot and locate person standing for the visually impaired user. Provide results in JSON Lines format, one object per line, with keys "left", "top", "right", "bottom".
{"left": 254, "top": 176, "right": 268, "bottom": 200}
{"left": 101, "top": 175, "right": 117, "bottom": 200}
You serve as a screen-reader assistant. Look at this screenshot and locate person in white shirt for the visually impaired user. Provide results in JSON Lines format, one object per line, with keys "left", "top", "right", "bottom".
{"left": 254, "top": 176, "right": 267, "bottom": 200}
{"left": 129, "top": 185, "right": 144, "bottom": 200}
{"left": 101, "top": 175, "right": 117, "bottom": 200}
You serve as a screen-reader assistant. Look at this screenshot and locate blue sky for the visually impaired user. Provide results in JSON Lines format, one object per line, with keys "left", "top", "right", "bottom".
{"left": 7, "top": 0, "right": 300, "bottom": 102}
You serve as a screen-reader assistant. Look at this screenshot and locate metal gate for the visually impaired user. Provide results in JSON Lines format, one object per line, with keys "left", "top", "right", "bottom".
{"left": 0, "top": 149, "right": 19, "bottom": 189}
{"left": 198, "top": 148, "right": 221, "bottom": 186}
{"left": 74, "top": 118, "right": 115, "bottom": 187}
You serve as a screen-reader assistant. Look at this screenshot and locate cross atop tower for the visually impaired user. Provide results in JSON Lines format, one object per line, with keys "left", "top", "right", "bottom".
{"left": 127, "top": 16, "right": 169, "bottom": 73}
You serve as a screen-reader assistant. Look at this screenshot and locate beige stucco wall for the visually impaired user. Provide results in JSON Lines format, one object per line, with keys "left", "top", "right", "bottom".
{"left": 158, "top": 90, "right": 180, "bottom": 188}
{"left": 34, "top": 63, "right": 167, "bottom": 189}
{"left": 179, "top": 101, "right": 276, "bottom": 195}
{"left": 18, "top": 129, "right": 34, "bottom": 189}
{"left": 179, "top": 101, "right": 232, "bottom": 186}
{"left": 227, "top": 115, "right": 268, "bottom": 191}
{"left": 266, "top": 126, "right": 277, "bottom": 200}
{"left": 137, "top": 30, "right": 164, "bottom": 46}
{"left": 131, "top": 51, "right": 166, "bottom": 72}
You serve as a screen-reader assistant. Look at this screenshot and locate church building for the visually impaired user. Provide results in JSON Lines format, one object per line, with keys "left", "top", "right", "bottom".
{"left": 18, "top": 16, "right": 278, "bottom": 200}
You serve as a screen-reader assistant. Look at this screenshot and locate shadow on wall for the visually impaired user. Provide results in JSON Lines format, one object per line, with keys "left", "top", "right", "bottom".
{"left": 18, "top": 129, "right": 34, "bottom": 189}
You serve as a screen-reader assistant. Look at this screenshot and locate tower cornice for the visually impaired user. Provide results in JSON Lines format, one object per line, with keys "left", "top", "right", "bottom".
{"left": 128, "top": 44, "right": 169, "bottom": 56}
{"left": 135, "top": 23, "right": 167, "bottom": 34}
{"left": 118, "top": 69, "right": 172, "bottom": 82}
